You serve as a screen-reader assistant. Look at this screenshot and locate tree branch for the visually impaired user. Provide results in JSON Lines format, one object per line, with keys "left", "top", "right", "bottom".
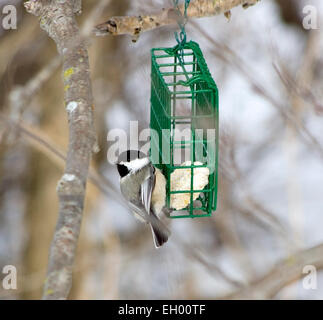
{"left": 24, "top": 0, "right": 96, "bottom": 300}
{"left": 94, "top": 0, "right": 260, "bottom": 39}
{"left": 226, "top": 243, "right": 323, "bottom": 299}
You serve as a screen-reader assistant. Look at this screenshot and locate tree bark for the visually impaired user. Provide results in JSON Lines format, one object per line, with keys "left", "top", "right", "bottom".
{"left": 94, "top": 0, "right": 260, "bottom": 39}
{"left": 24, "top": 0, "right": 96, "bottom": 300}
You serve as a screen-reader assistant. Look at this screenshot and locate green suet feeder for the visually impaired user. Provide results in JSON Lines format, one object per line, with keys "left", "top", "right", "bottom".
{"left": 149, "top": 41, "right": 219, "bottom": 219}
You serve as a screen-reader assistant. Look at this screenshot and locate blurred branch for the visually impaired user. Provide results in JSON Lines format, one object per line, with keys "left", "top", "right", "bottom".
{"left": 180, "top": 241, "right": 245, "bottom": 289}
{"left": 1, "top": 115, "right": 245, "bottom": 291}
{"left": 226, "top": 242, "right": 323, "bottom": 299}
{"left": 274, "top": 30, "right": 323, "bottom": 116}
{"left": 7, "top": 0, "right": 110, "bottom": 131}
{"left": 24, "top": 0, "right": 96, "bottom": 300}
{"left": 274, "top": 0, "right": 304, "bottom": 30}
{"left": 191, "top": 20, "right": 323, "bottom": 161}
{"left": 278, "top": 30, "right": 321, "bottom": 254}
{"left": 220, "top": 132, "right": 293, "bottom": 248}
{"left": 0, "top": 114, "right": 124, "bottom": 202}
{"left": 1, "top": 115, "right": 168, "bottom": 234}
{"left": 8, "top": 56, "right": 61, "bottom": 125}
{"left": 94, "top": 0, "right": 260, "bottom": 39}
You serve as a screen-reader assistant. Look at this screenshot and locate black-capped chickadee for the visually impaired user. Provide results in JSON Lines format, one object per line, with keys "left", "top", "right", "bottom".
{"left": 116, "top": 150, "right": 171, "bottom": 248}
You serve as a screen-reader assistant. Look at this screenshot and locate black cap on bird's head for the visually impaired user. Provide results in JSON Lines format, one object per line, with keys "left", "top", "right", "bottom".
{"left": 116, "top": 149, "right": 148, "bottom": 177}
{"left": 117, "top": 149, "right": 147, "bottom": 163}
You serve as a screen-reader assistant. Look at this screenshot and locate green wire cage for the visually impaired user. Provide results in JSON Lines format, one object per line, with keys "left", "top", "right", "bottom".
{"left": 149, "top": 41, "right": 219, "bottom": 219}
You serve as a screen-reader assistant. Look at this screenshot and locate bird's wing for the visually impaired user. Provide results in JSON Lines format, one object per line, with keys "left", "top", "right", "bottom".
{"left": 127, "top": 201, "right": 149, "bottom": 221}
{"left": 141, "top": 166, "right": 156, "bottom": 214}
{"left": 122, "top": 166, "right": 155, "bottom": 223}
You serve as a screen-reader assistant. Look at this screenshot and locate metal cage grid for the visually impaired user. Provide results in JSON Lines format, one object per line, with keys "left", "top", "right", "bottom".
{"left": 150, "top": 41, "right": 219, "bottom": 218}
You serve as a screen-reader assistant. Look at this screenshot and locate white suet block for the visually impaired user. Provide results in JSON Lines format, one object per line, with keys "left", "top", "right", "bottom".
{"left": 170, "top": 161, "right": 210, "bottom": 210}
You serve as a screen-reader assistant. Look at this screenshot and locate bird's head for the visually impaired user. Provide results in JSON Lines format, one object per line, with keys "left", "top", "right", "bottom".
{"left": 116, "top": 149, "right": 150, "bottom": 177}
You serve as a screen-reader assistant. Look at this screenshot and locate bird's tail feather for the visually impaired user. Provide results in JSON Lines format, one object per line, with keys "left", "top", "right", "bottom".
{"left": 149, "top": 211, "right": 171, "bottom": 248}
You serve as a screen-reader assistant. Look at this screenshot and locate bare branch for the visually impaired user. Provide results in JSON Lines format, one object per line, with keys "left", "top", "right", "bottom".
{"left": 191, "top": 20, "right": 323, "bottom": 161}
{"left": 24, "top": 0, "right": 96, "bottom": 300}
{"left": 8, "top": 57, "right": 61, "bottom": 123}
{"left": 225, "top": 243, "right": 323, "bottom": 299}
{"left": 94, "top": 0, "right": 260, "bottom": 39}
{"left": 7, "top": 0, "right": 110, "bottom": 132}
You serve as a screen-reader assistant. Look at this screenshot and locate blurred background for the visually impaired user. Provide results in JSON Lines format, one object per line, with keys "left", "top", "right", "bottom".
{"left": 0, "top": 0, "right": 322, "bottom": 299}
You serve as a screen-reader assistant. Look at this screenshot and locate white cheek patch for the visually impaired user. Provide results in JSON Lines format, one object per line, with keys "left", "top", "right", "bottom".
{"left": 120, "top": 157, "right": 150, "bottom": 172}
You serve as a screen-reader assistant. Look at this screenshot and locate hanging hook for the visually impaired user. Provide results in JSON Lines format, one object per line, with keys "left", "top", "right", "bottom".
{"left": 173, "top": 0, "right": 191, "bottom": 64}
